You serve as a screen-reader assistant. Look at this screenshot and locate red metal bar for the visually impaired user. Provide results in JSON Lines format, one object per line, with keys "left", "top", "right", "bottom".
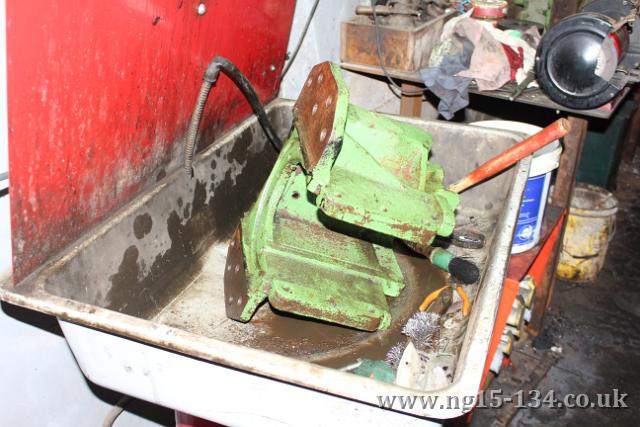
{"left": 175, "top": 412, "right": 225, "bottom": 427}
{"left": 480, "top": 277, "right": 520, "bottom": 388}
{"left": 480, "top": 209, "right": 567, "bottom": 389}
{"left": 528, "top": 210, "right": 567, "bottom": 286}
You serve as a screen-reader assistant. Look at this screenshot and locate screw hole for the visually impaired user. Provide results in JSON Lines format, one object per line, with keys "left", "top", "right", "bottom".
{"left": 292, "top": 191, "right": 300, "bottom": 199}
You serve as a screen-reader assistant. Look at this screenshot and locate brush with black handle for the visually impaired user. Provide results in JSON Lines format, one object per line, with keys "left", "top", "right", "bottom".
{"left": 428, "top": 247, "right": 480, "bottom": 284}
{"left": 405, "top": 242, "right": 480, "bottom": 284}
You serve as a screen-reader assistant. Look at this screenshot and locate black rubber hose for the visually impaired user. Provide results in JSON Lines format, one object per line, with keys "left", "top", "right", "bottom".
{"left": 183, "top": 56, "right": 283, "bottom": 176}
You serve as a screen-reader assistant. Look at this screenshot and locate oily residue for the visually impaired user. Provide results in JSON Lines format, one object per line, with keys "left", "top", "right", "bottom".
{"left": 104, "top": 124, "right": 277, "bottom": 318}
{"left": 232, "top": 246, "right": 447, "bottom": 368}
{"left": 156, "top": 169, "right": 167, "bottom": 181}
{"left": 133, "top": 213, "right": 153, "bottom": 239}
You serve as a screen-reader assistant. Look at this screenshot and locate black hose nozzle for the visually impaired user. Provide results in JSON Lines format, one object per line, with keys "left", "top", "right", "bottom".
{"left": 183, "top": 56, "right": 283, "bottom": 177}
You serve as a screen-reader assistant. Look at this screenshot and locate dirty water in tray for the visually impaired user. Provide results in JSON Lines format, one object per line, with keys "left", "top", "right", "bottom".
{"left": 154, "top": 239, "right": 449, "bottom": 368}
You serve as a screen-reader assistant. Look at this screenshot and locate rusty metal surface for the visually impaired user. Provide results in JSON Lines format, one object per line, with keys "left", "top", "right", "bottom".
{"left": 0, "top": 100, "right": 531, "bottom": 419}
{"left": 223, "top": 227, "right": 250, "bottom": 321}
{"left": 294, "top": 62, "right": 339, "bottom": 170}
{"left": 340, "top": 11, "right": 453, "bottom": 72}
{"left": 6, "top": 0, "right": 295, "bottom": 282}
{"left": 224, "top": 247, "right": 447, "bottom": 367}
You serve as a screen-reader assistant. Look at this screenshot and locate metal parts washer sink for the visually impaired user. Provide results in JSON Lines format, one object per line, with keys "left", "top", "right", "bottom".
{"left": 0, "top": 99, "right": 530, "bottom": 423}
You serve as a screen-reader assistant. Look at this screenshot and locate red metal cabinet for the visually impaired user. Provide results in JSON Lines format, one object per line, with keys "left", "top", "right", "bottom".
{"left": 6, "top": 0, "right": 295, "bottom": 281}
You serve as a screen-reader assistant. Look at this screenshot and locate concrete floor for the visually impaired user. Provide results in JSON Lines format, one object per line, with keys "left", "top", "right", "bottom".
{"left": 471, "top": 156, "right": 640, "bottom": 426}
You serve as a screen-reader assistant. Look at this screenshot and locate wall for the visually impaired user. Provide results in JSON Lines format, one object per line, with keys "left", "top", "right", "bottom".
{"left": 279, "top": 0, "right": 363, "bottom": 100}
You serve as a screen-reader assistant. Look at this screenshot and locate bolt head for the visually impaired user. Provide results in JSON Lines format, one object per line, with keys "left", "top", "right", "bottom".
{"left": 197, "top": 3, "right": 207, "bottom": 15}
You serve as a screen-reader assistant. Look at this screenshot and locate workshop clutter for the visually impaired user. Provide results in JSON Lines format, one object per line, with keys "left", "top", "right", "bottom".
{"left": 420, "top": 9, "right": 538, "bottom": 118}
{"left": 342, "top": 1, "right": 639, "bottom": 114}
{"left": 341, "top": 1, "right": 453, "bottom": 72}
{"left": 4, "top": 0, "right": 639, "bottom": 423}
{"left": 490, "top": 276, "right": 536, "bottom": 375}
{"left": 558, "top": 184, "right": 619, "bottom": 282}
{"left": 470, "top": 1, "right": 508, "bottom": 25}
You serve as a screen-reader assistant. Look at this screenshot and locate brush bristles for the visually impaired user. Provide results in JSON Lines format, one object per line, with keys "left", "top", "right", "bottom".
{"left": 385, "top": 341, "right": 408, "bottom": 369}
{"left": 402, "top": 311, "right": 440, "bottom": 351}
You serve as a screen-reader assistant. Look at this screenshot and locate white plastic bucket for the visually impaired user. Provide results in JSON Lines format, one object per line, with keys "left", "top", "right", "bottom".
{"left": 470, "top": 121, "right": 563, "bottom": 254}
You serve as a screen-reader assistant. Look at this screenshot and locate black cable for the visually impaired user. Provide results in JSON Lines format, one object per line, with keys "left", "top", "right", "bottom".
{"left": 370, "top": 0, "right": 429, "bottom": 97}
{"left": 281, "top": 0, "right": 321, "bottom": 79}
{"left": 184, "top": 56, "right": 282, "bottom": 176}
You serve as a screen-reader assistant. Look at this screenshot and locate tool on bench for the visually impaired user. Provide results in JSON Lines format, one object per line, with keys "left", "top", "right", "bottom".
{"left": 223, "top": 62, "right": 459, "bottom": 331}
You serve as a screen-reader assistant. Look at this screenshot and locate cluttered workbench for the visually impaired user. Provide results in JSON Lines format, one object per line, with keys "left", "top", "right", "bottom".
{"left": 337, "top": 59, "right": 619, "bottom": 332}
{"left": 339, "top": 0, "right": 637, "bottom": 388}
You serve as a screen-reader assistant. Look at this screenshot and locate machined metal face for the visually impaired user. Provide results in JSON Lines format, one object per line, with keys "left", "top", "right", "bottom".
{"left": 294, "top": 62, "right": 342, "bottom": 171}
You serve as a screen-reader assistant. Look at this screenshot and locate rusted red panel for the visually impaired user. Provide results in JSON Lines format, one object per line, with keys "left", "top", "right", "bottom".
{"left": 6, "top": 0, "right": 295, "bottom": 282}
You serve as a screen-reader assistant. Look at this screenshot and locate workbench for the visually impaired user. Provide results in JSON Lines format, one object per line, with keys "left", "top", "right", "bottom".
{"left": 340, "top": 48, "right": 627, "bottom": 389}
